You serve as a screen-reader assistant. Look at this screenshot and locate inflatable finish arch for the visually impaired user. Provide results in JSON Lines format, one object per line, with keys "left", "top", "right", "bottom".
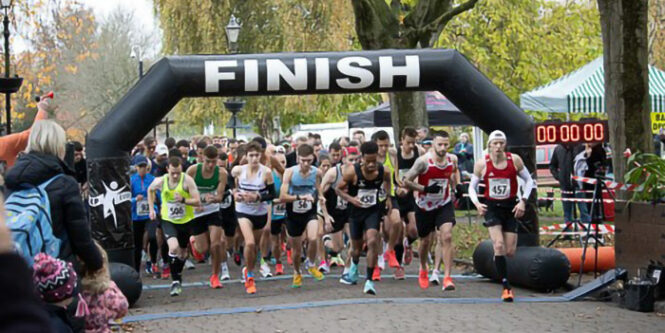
{"left": 86, "top": 49, "right": 537, "bottom": 266}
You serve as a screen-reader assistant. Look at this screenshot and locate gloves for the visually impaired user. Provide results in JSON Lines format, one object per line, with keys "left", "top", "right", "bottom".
{"left": 424, "top": 183, "right": 442, "bottom": 194}
{"left": 455, "top": 184, "right": 464, "bottom": 199}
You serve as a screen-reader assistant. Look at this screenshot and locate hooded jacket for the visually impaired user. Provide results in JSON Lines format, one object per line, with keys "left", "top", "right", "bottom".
{"left": 5, "top": 152, "right": 103, "bottom": 272}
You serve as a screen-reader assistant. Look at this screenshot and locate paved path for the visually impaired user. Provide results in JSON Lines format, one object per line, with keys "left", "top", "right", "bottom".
{"left": 120, "top": 260, "right": 664, "bottom": 332}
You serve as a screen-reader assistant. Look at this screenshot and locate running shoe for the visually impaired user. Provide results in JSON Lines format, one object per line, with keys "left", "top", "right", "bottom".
{"left": 286, "top": 249, "right": 293, "bottom": 265}
{"left": 418, "top": 269, "right": 429, "bottom": 289}
{"left": 330, "top": 255, "right": 345, "bottom": 267}
{"left": 170, "top": 281, "right": 182, "bottom": 296}
{"left": 221, "top": 263, "right": 231, "bottom": 281}
{"left": 161, "top": 264, "right": 171, "bottom": 280}
{"left": 372, "top": 266, "right": 381, "bottom": 281}
{"left": 245, "top": 276, "right": 257, "bottom": 294}
{"left": 429, "top": 269, "right": 440, "bottom": 285}
{"left": 385, "top": 250, "right": 400, "bottom": 268}
{"left": 501, "top": 288, "right": 514, "bottom": 302}
{"left": 348, "top": 263, "right": 359, "bottom": 285}
{"left": 363, "top": 280, "right": 376, "bottom": 295}
{"left": 145, "top": 261, "right": 153, "bottom": 275}
{"left": 275, "top": 263, "right": 284, "bottom": 276}
{"left": 318, "top": 260, "right": 330, "bottom": 274}
{"left": 308, "top": 266, "right": 325, "bottom": 281}
{"left": 184, "top": 258, "right": 196, "bottom": 270}
{"left": 394, "top": 266, "right": 406, "bottom": 280}
{"left": 340, "top": 273, "right": 355, "bottom": 285}
{"left": 233, "top": 252, "right": 242, "bottom": 266}
{"left": 151, "top": 263, "right": 160, "bottom": 279}
{"left": 403, "top": 239, "right": 413, "bottom": 265}
{"left": 189, "top": 236, "right": 205, "bottom": 262}
{"left": 377, "top": 253, "right": 386, "bottom": 270}
{"left": 442, "top": 276, "right": 455, "bottom": 291}
{"left": 260, "top": 259, "right": 273, "bottom": 278}
{"left": 209, "top": 274, "right": 223, "bottom": 289}
{"left": 292, "top": 273, "right": 302, "bottom": 288}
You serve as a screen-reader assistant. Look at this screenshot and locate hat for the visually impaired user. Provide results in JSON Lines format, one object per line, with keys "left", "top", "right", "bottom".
{"left": 275, "top": 146, "right": 286, "bottom": 154}
{"left": 155, "top": 144, "right": 169, "bottom": 156}
{"left": 32, "top": 253, "right": 78, "bottom": 303}
{"left": 421, "top": 137, "right": 433, "bottom": 145}
{"left": 487, "top": 130, "right": 507, "bottom": 145}
{"left": 343, "top": 147, "right": 359, "bottom": 157}
{"left": 132, "top": 154, "right": 148, "bottom": 166}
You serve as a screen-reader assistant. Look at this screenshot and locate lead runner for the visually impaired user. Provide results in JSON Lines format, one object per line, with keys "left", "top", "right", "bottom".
{"left": 467, "top": 130, "right": 535, "bottom": 302}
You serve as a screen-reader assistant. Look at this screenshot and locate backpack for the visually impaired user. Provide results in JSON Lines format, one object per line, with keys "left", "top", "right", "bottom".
{"left": 5, "top": 175, "right": 63, "bottom": 266}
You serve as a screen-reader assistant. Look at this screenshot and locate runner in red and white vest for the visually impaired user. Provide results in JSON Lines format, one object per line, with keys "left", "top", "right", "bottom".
{"left": 467, "top": 130, "right": 535, "bottom": 303}
{"left": 402, "top": 131, "right": 459, "bottom": 292}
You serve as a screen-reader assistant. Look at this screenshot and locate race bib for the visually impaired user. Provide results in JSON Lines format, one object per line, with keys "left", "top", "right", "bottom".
{"left": 220, "top": 192, "right": 233, "bottom": 209}
{"left": 426, "top": 178, "right": 448, "bottom": 198}
{"left": 357, "top": 189, "right": 377, "bottom": 208}
{"left": 167, "top": 202, "right": 186, "bottom": 220}
{"left": 293, "top": 199, "right": 313, "bottom": 213}
{"left": 398, "top": 169, "right": 409, "bottom": 181}
{"left": 273, "top": 203, "right": 286, "bottom": 216}
{"left": 489, "top": 178, "right": 510, "bottom": 200}
{"left": 136, "top": 199, "right": 150, "bottom": 217}
{"left": 336, "top": 196, "right": 348, "bottom": 210}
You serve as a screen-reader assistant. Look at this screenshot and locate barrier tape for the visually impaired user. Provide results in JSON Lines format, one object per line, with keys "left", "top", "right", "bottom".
{"left": 539, "top": 223, "right": 614, "bottom": 234}
{"left": 462, "top": 194, "right": 613, "bottom": 203}
{"left": 571, "top": 176, "right": 642, "bottom": 192}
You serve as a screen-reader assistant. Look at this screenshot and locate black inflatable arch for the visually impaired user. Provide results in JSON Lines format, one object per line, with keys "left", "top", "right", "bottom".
{"left": 86, "top": 49, "right": 537, "bottom": 266}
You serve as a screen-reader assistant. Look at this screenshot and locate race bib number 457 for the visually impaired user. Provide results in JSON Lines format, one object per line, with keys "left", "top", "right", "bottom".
{"left": 489, "top": 178, "right": 510, "bottom": 200}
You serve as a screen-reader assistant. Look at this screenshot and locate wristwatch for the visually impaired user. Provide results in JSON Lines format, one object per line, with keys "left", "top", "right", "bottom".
{"left": 181, "top": 197, "right": 186, "bottom": 204}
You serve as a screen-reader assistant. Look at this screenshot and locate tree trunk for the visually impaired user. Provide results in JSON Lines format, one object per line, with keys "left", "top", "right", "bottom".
{"left": 598, "top": 0, "right": 651, "bottom": 195}
{"left": 389, "top": 91, "right": 427, "bottom": 139}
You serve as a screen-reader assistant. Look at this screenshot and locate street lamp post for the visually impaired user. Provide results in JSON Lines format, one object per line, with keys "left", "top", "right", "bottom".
{"left": 0, "top": 0, "right": 21, "bottom": 135}
{"left": 224, "top": 15, "right": 244, "bottom": 139}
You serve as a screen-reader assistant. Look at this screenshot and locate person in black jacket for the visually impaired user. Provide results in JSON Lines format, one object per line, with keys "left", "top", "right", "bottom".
{"left": 5, "top": 120, "right": 103, "bottom": 272}
{"left": 549, "top": 143, "right": 577, "bottom": 223}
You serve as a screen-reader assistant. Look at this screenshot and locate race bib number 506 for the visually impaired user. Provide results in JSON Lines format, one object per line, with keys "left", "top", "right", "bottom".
{"left": 167, "top": 202, "right": 186, "bottom": 220}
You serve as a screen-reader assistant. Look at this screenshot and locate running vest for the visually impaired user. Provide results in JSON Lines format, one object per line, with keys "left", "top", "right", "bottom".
{"left": 324, "top": 164, "right": 348, "bottom": 213}
{"left": 349, "top": 163, "right": 384, "bottom": 211}
{"left": 416, "top": 152, "right": 454, "bottom": 211}
{"left": 160, "top": 174, "right": 195, "bottom": 224}
{"left": 397, "top": 146, "right": 419, "bottom": 181}
{"left": 194, "top": 164, "right": 220, "bottom": 217}
{"left": 272, "top": 170, "right": 286, "bottom": 220}
{"left": 483, "top": 152, "right": 519, "bottom": 202}
{"left": 235, "top": 165, "right": 269, "bottom": 216}
{"left": 381, "top": 153, "right": 395, "bottom": 200}
{"left": 287, "top": 165, "right": 318, "bottom": 215}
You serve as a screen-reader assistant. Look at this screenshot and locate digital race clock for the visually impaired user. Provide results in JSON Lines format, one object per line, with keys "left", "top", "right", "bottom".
{"left": 534, "top": 120, "right": 608, "bottom": 145}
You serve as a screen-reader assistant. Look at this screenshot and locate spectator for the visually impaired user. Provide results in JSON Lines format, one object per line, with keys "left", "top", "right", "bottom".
{"left": 549, "top": 143, "right": 577, "bottom": 223}
{"left": 653, "top": 129, "right": 665, "bottom": 156}
{"left": 5, "top": 120, "right": 103, "bottom": 271}
{"left": 453, "top": 133, "right": 474, "bottom": 173}
{"left": 71, "top": 141, "right": 87, "bottom": 187}
{"left": 32, "top": 253, "right": 78, "bottom": 333}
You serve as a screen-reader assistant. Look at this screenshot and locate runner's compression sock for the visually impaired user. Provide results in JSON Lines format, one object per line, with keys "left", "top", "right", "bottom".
{"left": 367, "top": 267, "right": 374, "bottom": 281}
{"left": 494, "top": 255, "right": 510, "bottom": 289}
{"left": 394, "top": 243, "right": 404, "bottom": 265}
{"left": 170, "top": 256, "right": 185, "bottom": 282}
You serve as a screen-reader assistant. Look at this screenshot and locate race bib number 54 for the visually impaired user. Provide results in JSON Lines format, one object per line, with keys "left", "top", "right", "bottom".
{"left": 489, "top": 178, "right": 510, "bottom": 200}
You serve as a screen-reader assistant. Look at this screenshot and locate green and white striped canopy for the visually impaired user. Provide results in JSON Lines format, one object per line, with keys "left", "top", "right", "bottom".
{"left": 520, "top": 57, "right": 665, "bottom": 113}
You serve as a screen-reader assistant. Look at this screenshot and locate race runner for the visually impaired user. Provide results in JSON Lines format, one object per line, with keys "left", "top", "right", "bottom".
{"left": 185, "top": 145, "right": 227, "bottom": 289}
{"left": 336, "top": 141, "right": 392, "bottom": 295}
{"left": 231, "top": 141, "right": 276, "bottom": 294}
{"left": 280, "top": 144, "right": 326, "bottom": 288}
{"left": 148, "top": 156, "right": 201, "bottom": 296}
{"left": 402, "top": 131, "right": 459, "bottom": 291}
{"left": 467, "top": 130, "right": 535, "bottom": 302}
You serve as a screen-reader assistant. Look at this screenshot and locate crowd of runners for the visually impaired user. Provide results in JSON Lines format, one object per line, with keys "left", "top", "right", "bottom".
{"left": 129, "top": 127, "right": 534, "bottom": 302}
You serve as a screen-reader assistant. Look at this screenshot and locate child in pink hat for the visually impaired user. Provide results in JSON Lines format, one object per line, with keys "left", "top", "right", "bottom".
{"left": 32, "top": 253, "right": 78, "bottom": 333}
